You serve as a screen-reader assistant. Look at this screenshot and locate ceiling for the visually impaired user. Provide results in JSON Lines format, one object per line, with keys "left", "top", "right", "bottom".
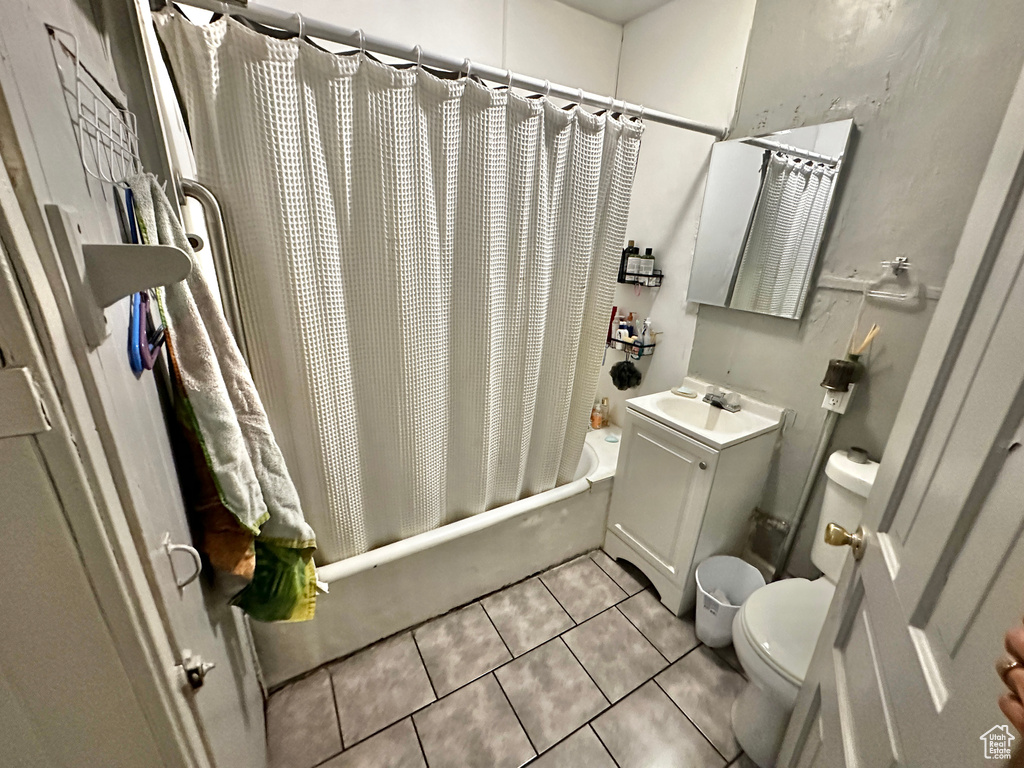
{"left": 556, "top": 0, "right": 674, "bottom": 25}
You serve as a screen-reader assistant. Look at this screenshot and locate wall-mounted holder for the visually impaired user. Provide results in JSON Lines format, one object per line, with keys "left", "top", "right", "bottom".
{"left": 47, "top": 25, "right": 142, "bottom": 187}
{"left": 45, "top": 204, "right": 192, "bottom": 348}
{"left": 618, "top": 269, "right": 663, "bottom": 287}
{"left": 607, "top": 338, "right": 656, "bottom": 358}
{"left": 865, "top": 257, "right": 923, "bottom": 305}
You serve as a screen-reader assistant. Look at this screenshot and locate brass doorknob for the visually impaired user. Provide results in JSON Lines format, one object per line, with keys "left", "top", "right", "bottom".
{"left": 824, "top": 523, "right": 865, "bottom": 561}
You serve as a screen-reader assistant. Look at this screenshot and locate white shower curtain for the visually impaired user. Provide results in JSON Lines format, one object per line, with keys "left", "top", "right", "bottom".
{"left": 157, "top": 13, "right": 642, "bottom": 563}
{"left": 730, "top": 152, "right": 836, "bottom": 318}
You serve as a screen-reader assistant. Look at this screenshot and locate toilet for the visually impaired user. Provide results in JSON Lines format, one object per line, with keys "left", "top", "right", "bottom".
{"left": 730, "top": 450, "right": 879, "bottom": 768}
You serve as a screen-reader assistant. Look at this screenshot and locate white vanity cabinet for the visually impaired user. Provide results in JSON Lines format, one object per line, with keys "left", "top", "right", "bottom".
{"left": 603, "top": 385, "right": 781, "bottom": 617}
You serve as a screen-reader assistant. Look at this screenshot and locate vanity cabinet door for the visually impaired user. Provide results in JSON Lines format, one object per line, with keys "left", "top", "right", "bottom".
{"left": 607, "top": 410, "right": 718, "bottom": 588}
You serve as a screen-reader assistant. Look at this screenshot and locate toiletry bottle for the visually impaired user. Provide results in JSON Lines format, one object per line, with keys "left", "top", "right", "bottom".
{"left": 591, "top": 400, "right": 603, "bottom": 430}
{"left": 618, "top": 240, "right": 634, "bottom": 283}
{"left": 641, "top": 318, "right": 653, "bottom": 349}
{"left": 599, "top": 397, "right": 610, "bottom": 427}
{"left": 626, "top": 244, "right": 642, "bottom": 277}
{"left": 640, "top": 247, "right": 655, "bottom": 284}
{"left": 617, "top": 315, "right": 631, "bottom": 343}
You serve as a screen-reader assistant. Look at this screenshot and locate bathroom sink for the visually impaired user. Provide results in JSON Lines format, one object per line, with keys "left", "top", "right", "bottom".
{"left": 626, "top": 381, "right": 783, "bottom": 449}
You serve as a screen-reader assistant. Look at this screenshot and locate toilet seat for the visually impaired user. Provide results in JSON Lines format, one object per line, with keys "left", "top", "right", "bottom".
{"left": 736, "top": 578, "right": 835, "bottom": 688}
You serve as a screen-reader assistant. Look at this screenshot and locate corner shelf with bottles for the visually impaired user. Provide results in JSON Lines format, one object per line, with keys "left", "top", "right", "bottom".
{"left": 606, "top": 309, "right": 656, "bottom": 359}
{"left": 617, "top": 240, "right": 663, "bottom": 287}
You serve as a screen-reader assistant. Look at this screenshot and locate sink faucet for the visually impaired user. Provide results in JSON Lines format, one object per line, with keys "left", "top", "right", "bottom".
{"left": 703, "top": 388, "right": 741, "bottom": 413}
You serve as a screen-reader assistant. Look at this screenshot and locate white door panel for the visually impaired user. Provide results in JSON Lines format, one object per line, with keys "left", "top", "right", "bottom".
{"left": 781, "top": 61, "right": 1024, "bottom": 768}
{"left": 0, "top": 3, "right": 265, "bottom": 766}
{"left": 0, "top": 436, "right": 166, "bottom": 768}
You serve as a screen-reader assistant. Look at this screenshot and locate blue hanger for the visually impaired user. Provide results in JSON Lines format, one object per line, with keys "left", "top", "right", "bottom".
{"left": 124, "top": 188, "right": 166, "bottom": 374}
{"left": 125, "top": 189, "right": 145, "bottom": 374}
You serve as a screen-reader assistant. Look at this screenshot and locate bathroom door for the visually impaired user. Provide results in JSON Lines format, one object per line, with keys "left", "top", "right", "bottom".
{"left": 0, "top": 2, "right": 265, "bottom": 766}
{"left": 779, "top": 66, "right": 1024, "bottom": 767}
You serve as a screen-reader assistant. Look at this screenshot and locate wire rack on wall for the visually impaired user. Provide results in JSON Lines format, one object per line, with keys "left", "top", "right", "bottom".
{"left": 47, "top": 25, "right": 142, "bottom": 186}
{"left": 607, "top": 338, "right": 656, "bottom": 358}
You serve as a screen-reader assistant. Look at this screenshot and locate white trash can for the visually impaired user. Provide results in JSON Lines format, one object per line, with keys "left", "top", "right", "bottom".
{"left": 694, "top": 555, "right": 766, "bottom": 648}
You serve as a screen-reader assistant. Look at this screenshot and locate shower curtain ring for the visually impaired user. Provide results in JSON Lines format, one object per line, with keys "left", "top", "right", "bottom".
{"left": 463, "top": 58, "right": 473, "bottom": 79}
{"left": 577, "top": 87, "right": 584, "bottom": 105}
{"left": 638, "top": 104, "right": 646, "bottom": 121}
{"left": 542, "top": 79, "right": 551, "bottom": 98}
{"left": 414, "top": 44, "right": 423, "bottom": 70}
{"left": 356, "top": 29, "right": 365, "bottom": 55}
{"left": 506, "top": 68, "right": 515, "bottom": 90}
{"left": 292, "top": 12, "right": 304, "bottom": 41}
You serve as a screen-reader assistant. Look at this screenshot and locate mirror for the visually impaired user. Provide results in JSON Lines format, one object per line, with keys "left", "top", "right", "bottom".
{"left": 688, "top": 119, "right": 853, "bottom": 320}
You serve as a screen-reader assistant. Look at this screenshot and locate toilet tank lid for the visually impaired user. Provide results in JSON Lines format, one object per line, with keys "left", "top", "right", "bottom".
{"left": 826, "top": 450, "right": 879, "bottom": 499}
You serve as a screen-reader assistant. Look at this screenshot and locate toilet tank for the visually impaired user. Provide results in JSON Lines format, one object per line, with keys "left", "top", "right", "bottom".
{"left": 810, "top": 450, "right": 880, "bottom": 582}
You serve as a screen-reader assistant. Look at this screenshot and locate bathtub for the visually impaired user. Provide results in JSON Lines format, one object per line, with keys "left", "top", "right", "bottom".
{"left": 251, "top": 428, "right": 621, "bottom": 687}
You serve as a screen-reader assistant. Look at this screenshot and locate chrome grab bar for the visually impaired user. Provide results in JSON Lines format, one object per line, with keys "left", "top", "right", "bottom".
{"left": 179, "top": 178, "right": 250, "bottom": 363}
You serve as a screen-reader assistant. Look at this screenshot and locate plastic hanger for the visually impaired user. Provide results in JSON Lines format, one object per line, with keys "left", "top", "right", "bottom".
{"left": 124, "top": 188, "right": 168, "bottom": 373}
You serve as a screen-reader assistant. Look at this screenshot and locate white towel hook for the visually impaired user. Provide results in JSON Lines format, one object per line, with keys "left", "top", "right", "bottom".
{"left": 292, "top": 12, "right": 304, "bottom": 40}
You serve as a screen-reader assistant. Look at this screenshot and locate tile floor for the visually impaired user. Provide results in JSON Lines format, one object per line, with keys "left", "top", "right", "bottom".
{"left": 267, "top": 550, "right": 757, "bottom": 768}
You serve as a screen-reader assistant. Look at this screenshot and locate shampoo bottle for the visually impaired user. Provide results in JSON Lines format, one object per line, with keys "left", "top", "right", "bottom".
{"left": 639, "top": 247, "right": 655, "bottom": 284}
{"left": 618, "top": 240, "right": 635, "bottom": 282}
{"left": 626, "top": 244, "right": 642, "bottom": 277}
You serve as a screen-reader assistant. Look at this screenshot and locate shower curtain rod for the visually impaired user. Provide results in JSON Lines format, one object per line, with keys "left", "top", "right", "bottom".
{"left": 170, "top": 0, "right": 728, "bottom": 139}
{"left": 740, "top": 136, "right": 840, "bottom": 166}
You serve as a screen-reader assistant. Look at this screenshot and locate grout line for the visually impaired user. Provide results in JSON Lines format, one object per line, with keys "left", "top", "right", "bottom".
{"left": 536, "top": 572, "right": 581, "bottom": 626}
{"left": 588, "top": 549, "right": 642, "bottom": 596}
{"left": 652, "top": 676, "right": 733, "bottom": 763}
{"left": 589, "top": 722, "right": 624, "bottom": 768}
{"left": 410, "top": 630, "right": 440, "bottom": 701}
{"left": 587, "top": 556, "right": 631, "bottom": 604}
{"left": 327, "top": 670, "right": 346, "bottom": 753}
{"left": 409, "top": 715, "right": 431, "bottom": 767}
{"left": 491, "top": 672, "right": 539, "bottom": 757}
{"left": 521, "top": 724, "right": 624, "bottom": 768}
{"left": 479, "top": 600, "right": 516, "bottom": 660}
{"left": 711, "top": 644, "right": 747, "bottom": 677}
{"left": 557, "top": 636, "right": 611, "bottom": 707}
{"left": 613, "top": 604, "right": 672, "bottom": 665}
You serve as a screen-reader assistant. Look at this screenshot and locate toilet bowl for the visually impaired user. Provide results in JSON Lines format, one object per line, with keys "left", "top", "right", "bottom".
{"left": 730, "top": 450, "right": 878, "bottom": 768}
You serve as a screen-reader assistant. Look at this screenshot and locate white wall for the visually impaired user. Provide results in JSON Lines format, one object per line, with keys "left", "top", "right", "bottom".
{"left": 689, "top": 0, "right": 1024, "bottom": 576}
{"left": 594, "top": 0, "right": 756, "bottom": 424}
{"left": 255, "top": 0, "right": 622, "bottom": 96}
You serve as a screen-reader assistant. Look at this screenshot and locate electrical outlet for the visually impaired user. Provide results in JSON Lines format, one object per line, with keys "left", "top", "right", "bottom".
{"left": 822, "top": 386, "right": 854, "bottom": 414}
